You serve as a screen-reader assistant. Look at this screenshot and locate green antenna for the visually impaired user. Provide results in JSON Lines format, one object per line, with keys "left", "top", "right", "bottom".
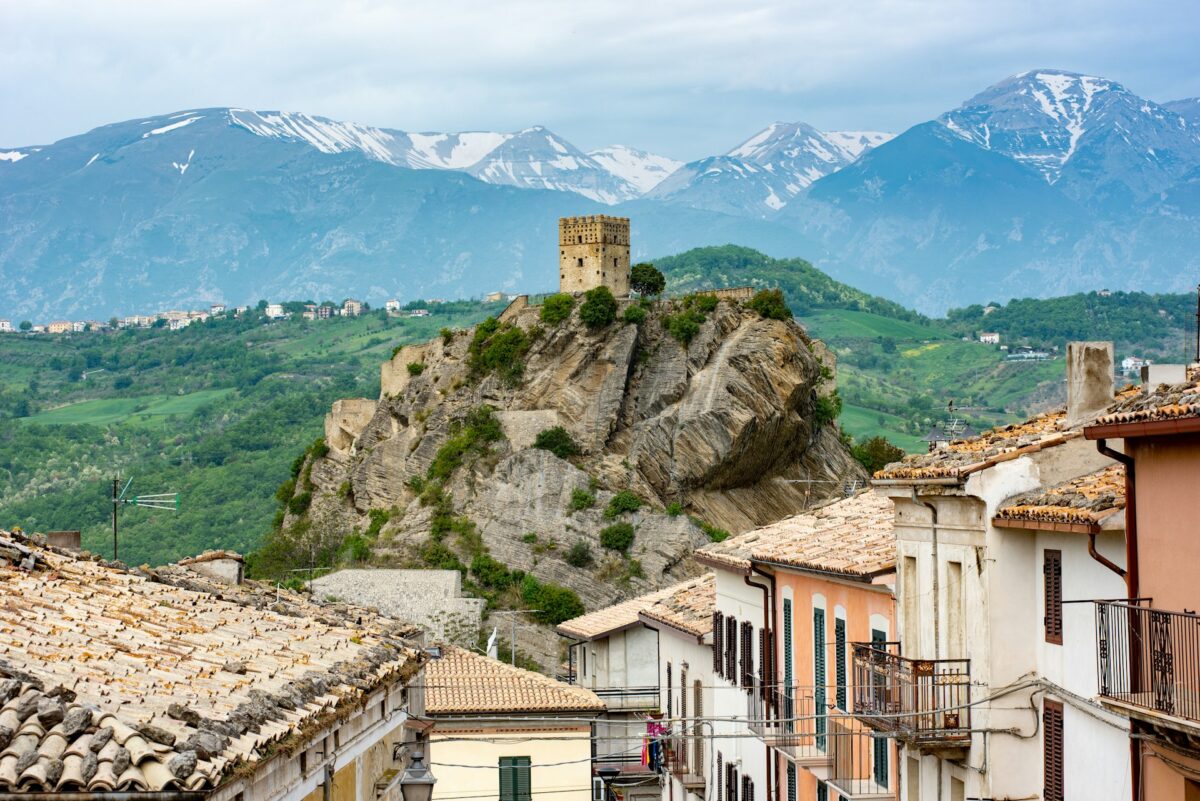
{"left": 110, "top": 476, "right": 179, "bottom": 561}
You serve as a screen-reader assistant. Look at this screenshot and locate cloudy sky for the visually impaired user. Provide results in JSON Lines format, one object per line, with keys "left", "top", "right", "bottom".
{"left": 2, "top": 0, "right": 1197, "bottom": 159}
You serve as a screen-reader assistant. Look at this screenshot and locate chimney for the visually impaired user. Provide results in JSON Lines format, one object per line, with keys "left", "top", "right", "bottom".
{"left": 46, "top": 530, "right": 81, "bottom": 552}
{"left": 1066, "top": 341, "right": 1114, "bottom": 427}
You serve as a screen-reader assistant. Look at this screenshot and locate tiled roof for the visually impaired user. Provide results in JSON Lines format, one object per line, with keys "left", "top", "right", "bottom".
{"left": 1091, "top": 381, "right": 1200, "bottom": 427}
{"left": 424, "top": 647, "right": 604, "bottom": 715}
{"left": 638, "top": 574, "right": 715, "bottom": 638}
{"left": 0, "top": 531, "right": 420, "bottom": 794}
{"left": 875, "top": 388, "right": 1140, "bottom": 481}
{"left": 749, "top": 491, "right": 896, "bottom": 578}
{"left": 555, "top": 584, "right": 679, "bottom": 640}
{"left": 176, "top": 550, "right": 243, "bottom": 565}
{"left": 994, "top": 465, "right": 1125, "bottom": 530}
{"left": 693, "top": 526, "right": 760, "bottom": 574}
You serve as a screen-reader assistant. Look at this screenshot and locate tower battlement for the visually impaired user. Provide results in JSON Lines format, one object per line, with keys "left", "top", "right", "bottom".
{"left": 558, "top": 215, "right": 630, "bottom": 296}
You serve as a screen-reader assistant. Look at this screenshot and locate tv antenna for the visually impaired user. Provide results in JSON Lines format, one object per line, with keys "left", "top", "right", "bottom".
{"left": 110, "top": 476, "right": 178, "bottom": 561}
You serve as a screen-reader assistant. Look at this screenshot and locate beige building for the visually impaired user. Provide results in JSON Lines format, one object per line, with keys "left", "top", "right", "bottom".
{"left": 0, "top": 529, "right": 428, "bottom": 801}
{"left": 559, "top": 215, "right": 630, "bottom": 296}
{"left": 425, "top": 647, "right": 604, "bottom": 801}
{"left": 47, "top": 320, "right": 72, "bottom": 333}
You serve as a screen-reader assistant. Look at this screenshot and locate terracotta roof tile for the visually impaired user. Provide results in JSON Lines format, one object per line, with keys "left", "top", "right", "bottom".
{"left": 875, "top": 387, "right": 1141, "bottom": 481}
{"left": 638, "top": 574, "right": 715, "bottom": 637}
{"left": 748, "top": 491, "right": 896, "bottom": 578}
{"left": 424, "top": 647, "right": 604, "bottom": 715}
{"left": 0, "top": 531, "right": 420, "bottom": 794}
{"left": 994, "top": 465, "right": 1125, "bottom": 528}
{"left": 1092, "top": 381, "right": 1200, "bottom": 427}
{"left": 555, "top": 584, "right": 680, "bottom": 640}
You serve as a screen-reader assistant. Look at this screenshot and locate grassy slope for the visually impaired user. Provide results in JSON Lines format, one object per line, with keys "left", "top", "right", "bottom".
{"left": 0, "top": 304, "right": 501, "bottom": 565}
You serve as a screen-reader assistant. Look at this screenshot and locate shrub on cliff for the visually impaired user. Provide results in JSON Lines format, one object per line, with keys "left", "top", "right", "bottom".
{"left": 604, "top": 490, "right": 643, "bottom": 518}
{"left": 540, "top": 293, "right": 575, "bottom": 325}
{"left": 427, "top": 405, "right": 505, "bottom": 481}
{"left": 600, "top": 522, "right": 636, "bottom": 552}
{"left": 579, "top": 286, "right": 618, "bottom": 329}
{"left": 747, "top": 288, "right": 792, "bottom": 320}
{"left": 520, "top": 575, "right": 585, "bottom": 624}
{"left": 467, "top": 317, "right": 531, "bottom": 385}
{"left": 630, "top": 263, "right": 666, "bottom": 297}
{"left": 534, "top": 426, "right": 580, "bottom": 459}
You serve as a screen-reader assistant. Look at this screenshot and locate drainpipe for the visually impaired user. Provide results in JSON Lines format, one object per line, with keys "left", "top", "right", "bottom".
{"left": 747, "top": 566, "right": 775, "bottom": 801}
{"left": 1095, "top": 438, "right": 1140, "bottom": 801}
{"left": 913, "top": 491, "right": 941, "bottom": 660}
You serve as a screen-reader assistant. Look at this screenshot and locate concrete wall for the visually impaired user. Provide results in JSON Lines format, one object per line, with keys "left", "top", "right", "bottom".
{"left": 429, "top": 727, "right": 593, "bottom": 801}
{"left": 656, "top": 624, "right": 713, "bottom": 801}
{"left": 711, "top": 569, "right": 767, "bottom": 801}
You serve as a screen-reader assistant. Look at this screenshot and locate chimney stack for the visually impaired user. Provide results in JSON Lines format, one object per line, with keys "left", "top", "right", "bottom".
{"left": 1066, "top": 341, "right": 1114, "bottom": 427}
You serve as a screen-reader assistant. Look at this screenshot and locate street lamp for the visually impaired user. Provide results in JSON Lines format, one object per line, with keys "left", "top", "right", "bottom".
{"left": 399, "top": 751, "right": 437, "bottom": 801}
{"left": 596, "top": 767, "right": 620, "bottom": 801}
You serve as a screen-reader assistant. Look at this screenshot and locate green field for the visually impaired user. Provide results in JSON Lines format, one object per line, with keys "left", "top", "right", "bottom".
{"left": 799, "top": 310, "right": 946, "bottom": 341}
{"left": 839, "top": 404, "right": 925, "bottom": 452}
{"left": 23, "top": 388, "right": 236, "bottom": 427}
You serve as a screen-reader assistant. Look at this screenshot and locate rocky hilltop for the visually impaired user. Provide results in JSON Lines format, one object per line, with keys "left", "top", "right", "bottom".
{"left": 297, "top": 293, "right": 864, "bottom": 619}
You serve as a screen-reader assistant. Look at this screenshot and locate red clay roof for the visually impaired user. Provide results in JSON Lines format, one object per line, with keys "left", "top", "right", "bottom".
{"left": 749, "top": 491, "right": 895, "bottom": 578}
{"left": 424, "top": 646, "right": 604, "bottom": 715}
{"left": 638, "top": 574, "right": 715, "bottom": 638}
{"left": 993, "top": 465, "right": 1125, "bottom": 530}
{"left": 1090, "top": 381, "right": 1200, "bottom": 428}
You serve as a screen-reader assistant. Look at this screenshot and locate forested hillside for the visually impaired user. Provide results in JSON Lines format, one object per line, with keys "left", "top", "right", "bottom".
{"left": 0, "top": 303, "right": 502, "bottom": 564}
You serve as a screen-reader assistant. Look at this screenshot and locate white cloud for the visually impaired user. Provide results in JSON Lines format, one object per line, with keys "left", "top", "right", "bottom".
{"left": 0, "top": 0, "right": 1196, "bottom": 158}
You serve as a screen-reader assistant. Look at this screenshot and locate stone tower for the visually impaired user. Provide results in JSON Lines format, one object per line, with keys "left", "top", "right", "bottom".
{"left": 558, "top": 215, "right": 630, "bottom": 296}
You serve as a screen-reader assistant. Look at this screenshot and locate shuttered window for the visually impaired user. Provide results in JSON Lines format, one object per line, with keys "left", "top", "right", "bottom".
{"left": 693, "top": 680, "right": 703, "bottom": 776}
{"left": 835, "top": 617, "right": 847, "bottom": 710}
{"left": 680, "top": 666, "right": 688, "bottom": 721}
{"left": 666, "top": 662, "right": 673, "bottom": 718}
{"left": 726, "top": 616, "right": 739, "bottom": 679}
{"left": 783, "top": 600, "right": 794, "bottom": 686}
{"left": 871, "top": 628, "right": 889, "bottom": 788}
{"left": 741, "top": 620, "right": 754, "bottom": 690}
{"left": 713, "top": 612, "right": 725, "bottom": 676}
{"left": 814, "top": 607, "right": 827, "bottom": 750}
{"left": 1044, "top": 550, "right": 1063, "bottom": 645}
{"left": 816, "top": 780, "right": 828, "bottom": 801}
{"left": 716, "top": 753, "right": 723, "bottom": 801}
{"left": 1044, "top": 699, "right": 1064, "bottom": 801}
{"left": 499, "top": 756, "right": 531, "bottom": 801}
{"left": 786, "top": 764, "right": 797, "bottom": 801}
{"left": 742, "top": 775, "right": 754, "bottom": 801}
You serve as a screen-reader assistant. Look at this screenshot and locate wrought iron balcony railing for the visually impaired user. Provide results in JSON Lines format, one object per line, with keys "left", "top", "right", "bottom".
{"left": 748, "top": 683, "right": 832, "bottom": 764}
{"left": 664, "top": 727, "right": 705, "bottom": 789}
{"left": 1096, "top": 600, "right": 1200, "bottom": 728}
{"left": 827, "top": 715, "right": 895, "bottom": 800}
{"left": 851, "top": 642, "right": 971, "bottom": 747}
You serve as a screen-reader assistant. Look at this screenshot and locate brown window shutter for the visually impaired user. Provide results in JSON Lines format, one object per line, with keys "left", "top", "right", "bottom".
{"left": 716, "top": 753, "right": 723, "bottom": 801}
{"left": 713, "top": 612, "right": 724, "bottom": 676}
{"left": 666, "top": 662, "right": 673, "bottom": 718}
{"left": 743, "top": 621, "right": 754, "bottom": 690}
{"left": 681, "top": 667, "right": 688, "bottom": 720}
{"left": 726, "top": 616, "right": 738, "bottom": 679}
{"left": 1044, "top": 699, "right": 1065, "bottom": 801}
{"left": 758, "top": 627, "right": 767, "bottom": 696}
{"left": 1044, "top": 550, "right": 1063, "bottom": 645}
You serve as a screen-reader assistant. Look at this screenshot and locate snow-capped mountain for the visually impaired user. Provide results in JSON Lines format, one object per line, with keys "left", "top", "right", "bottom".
{"left": 228, "top": 110, "right": 643, "bottom": 202}
{"left": 650, "top": 122, "right": 894, "bottom": 216}
{"left": 587, "top": 145, "right": 682, "bottom": 194}
{"left": 1164, "top": 98, "right": 1200, "bottom": 126}
{"left": 939, "top": 70, "right": 1200, "bottom": 202}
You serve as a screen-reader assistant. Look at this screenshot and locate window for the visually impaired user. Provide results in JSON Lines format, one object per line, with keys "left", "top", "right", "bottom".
{"left": 716, "top": 753, "right": 723, "bottom": 801}
{"left": 742, "top": 775, "right": 754, "bottom": 801}
{"left": 907, "top": 757, "right": 920, "bottom": 801}
{"left": 816, "top": 780, "right": 828, "bottom": 801}
{"left": 580, "top": 645, "right": 586, "bottom": 678}
{"left": 726, "top": 616, "right": 739, "bottom": 679}
{"left": 835, "top": 616, "right": 847, "bottom": 710}
{"left": 947, "top": 560, "right": 965, "bottom": 658}
{"left": 814, "top": 607, "right": 826, "bottom": 750}
{"left": 693, "top": 680, "right": 703, "bottom": 776}
{"left": 499, "top": 756, "right": 531, "bottom": 801}
{"left": 783, "top": 598, "right": 794, "bottom": 734}
{"left": 577, "top": 257, "right": 583, "bottom": 267}
{"left": 713, "top": 611, "right": 725, "bottom": 676}
{"left": 871, "top": 629, "right": 888, "bottom": 787}
{"left": 951, "top": 777, "right": 965, "bottom": 801}
{"left": 741, "top": 620, "right": 754, "bottom": 689}
{"left": 680, "top": 666, "right": 688, "bottom": 720}
{"left": 1044, "top": 550, "right": 1063, "bottom": 645}
{"left": 902, "top": 556, "right": 919, "bottom": 651}
{"left": 786, "top": 764, "right": 797, "bottom": 801}
{"left": 666, "top": 662, "right": 673, "bottom": 718}
{"left": 1044, "top": 700, "right": 1064, "bottom": 801}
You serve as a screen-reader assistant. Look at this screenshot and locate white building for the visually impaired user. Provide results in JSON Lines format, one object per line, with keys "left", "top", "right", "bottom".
{"left": 0, "top": 319, "right": 11, "bottom": 332}
{"left": 1120, "top": 355, "right": 1149, "bottom": 374}
{"left": 385, "top": 299, "right": 401, "bottom": 313}
{"left": 265, "top": 303, "right": 287, "bottom": 319}
{"left": 979, "top": 332, "right": 1000, "bottom": 344}
{"left": 695, "top": 532, "right": 771, "bottom": 801}
{"left": 640, "top": 574, "right": 715, "bottom": 801}
{"left": 869, "top": 343, "right": 1132, "bottom": 801}
{"left": 211, "top": 303, "right": 226, "bottom": 315}
{"left": 343, "top": 298, "right": 364, "bottom": 316}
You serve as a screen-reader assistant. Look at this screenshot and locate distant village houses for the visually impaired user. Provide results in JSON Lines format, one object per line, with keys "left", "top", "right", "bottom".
{"left": 979, "top": 331, "right": 1000, "bottom": 344}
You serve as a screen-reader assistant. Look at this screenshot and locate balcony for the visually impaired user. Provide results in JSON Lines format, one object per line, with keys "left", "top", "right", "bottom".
{"left": 591, "top": 686, "right": 660, "bottom": 713}
{"left": 827, "top": 716, "right": 895, "bottom": 800}
{"left": 664, "top": 729, "right": 705, "bottom": 790}
{"left": 851, "top": 642, "right": 972, "bottom": 750}
{"left": 1095, "top": 601, "right": 1200, "bottom": 739}
{"left": 749, "top": 684, "right": 832, "bottom": 766}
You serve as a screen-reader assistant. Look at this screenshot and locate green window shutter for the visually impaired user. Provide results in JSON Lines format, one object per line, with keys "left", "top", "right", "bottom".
{"left": 786, "top": 764, "right": 796, "bottom": 801}
{"left": 782, "top": 599, "right": 793, "bottom": 685}
{"left": 498, "top": 757, "right": 531, "bottom": 801}
{"left": 870, "top": 626, "right": 888, "bottom": 785}
{"left": 835, "top": 617, "right": 847, "bottom": 710}
{"left": 816, "top": 780, "right": 828, "bottom": 801}
{"left": 813, "top": 607, "right": 826, "bottom": 750}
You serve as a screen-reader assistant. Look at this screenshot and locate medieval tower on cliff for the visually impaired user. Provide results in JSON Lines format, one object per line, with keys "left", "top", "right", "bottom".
{"left": 558, "top": 215, "right": 630, "bottom": 296}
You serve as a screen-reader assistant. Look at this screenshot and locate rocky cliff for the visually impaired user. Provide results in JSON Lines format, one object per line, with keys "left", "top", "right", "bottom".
{"left": 298, "top": 294, "right": 864, "bottom": 630}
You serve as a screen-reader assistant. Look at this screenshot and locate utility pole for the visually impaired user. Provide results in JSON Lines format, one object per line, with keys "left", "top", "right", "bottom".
{"left": 111, "top": 478, "right": 119, "bottom": 561}
{"left": 109, "top": 476, "right": 177, "bottom": 561}
{"left": 492, "top": 610, "right": 541, "bottom": 666}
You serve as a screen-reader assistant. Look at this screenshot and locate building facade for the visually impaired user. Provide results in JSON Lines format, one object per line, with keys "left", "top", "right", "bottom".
{"left": 1084, "top": 373, "right": 1200, "bottom": 800}
{"left": 559, "top": 215, "right": 630, "bottom": 297}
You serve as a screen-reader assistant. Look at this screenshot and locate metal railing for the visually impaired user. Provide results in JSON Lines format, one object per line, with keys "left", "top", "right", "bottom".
{"left": 664, "top": 729, "right": 704, "bottom": 787}
{"left": 1096, "top": 600, "right": 1200, "bottom": 725}
{"left": 828, "top": 715, "right": 894, "bottom": 798}
{"left": 592, "top": 686, "right": 661, "bottom": 711}
{"left": 749, "top": 683, "right": 831, "bottom": 762}
{"left": 851, "top": 642, "right": 971, "bottom": 745}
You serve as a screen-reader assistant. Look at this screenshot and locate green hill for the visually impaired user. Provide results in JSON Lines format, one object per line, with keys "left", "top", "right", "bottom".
{"left": 0, "top": 303, "right": 501, "bottom": 565}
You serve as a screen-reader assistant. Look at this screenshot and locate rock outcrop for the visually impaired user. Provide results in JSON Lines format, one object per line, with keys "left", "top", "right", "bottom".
{"left": 302, "top": 296, "right": 864, "bottom": 630}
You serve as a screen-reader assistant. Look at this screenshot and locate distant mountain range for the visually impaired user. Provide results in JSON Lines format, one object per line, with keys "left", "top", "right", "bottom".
{"left": 2, "top": 69, "right": 1198, "bottom": 318}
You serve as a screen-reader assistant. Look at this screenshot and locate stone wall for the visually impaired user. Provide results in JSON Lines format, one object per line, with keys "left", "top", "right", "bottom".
{"left": 558, "top": 215, "right": 630, "bottom": 297}
{"left": 325, "top": 398, "right": 378, "bottom": 457}
{"left": 311, "top": 569, "right": 485, "bottom": 646}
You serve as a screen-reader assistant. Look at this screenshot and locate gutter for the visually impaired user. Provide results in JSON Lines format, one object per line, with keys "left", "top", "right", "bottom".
{"left": 1094, "top": 438, "right": 1140, "bottom": 801}
{"left": 749, "top": 557, "right": 892, "bottom": 585}
{"left": 0, "top": 795, "right": 207, "bottom": 801}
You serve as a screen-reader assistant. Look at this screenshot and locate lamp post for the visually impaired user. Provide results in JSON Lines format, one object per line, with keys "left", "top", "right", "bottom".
{"left": 596, "top": 767, "right": 620, "bottom": 801}
{"left": 399, "top": 751, "right": 437, "bottom": 801}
